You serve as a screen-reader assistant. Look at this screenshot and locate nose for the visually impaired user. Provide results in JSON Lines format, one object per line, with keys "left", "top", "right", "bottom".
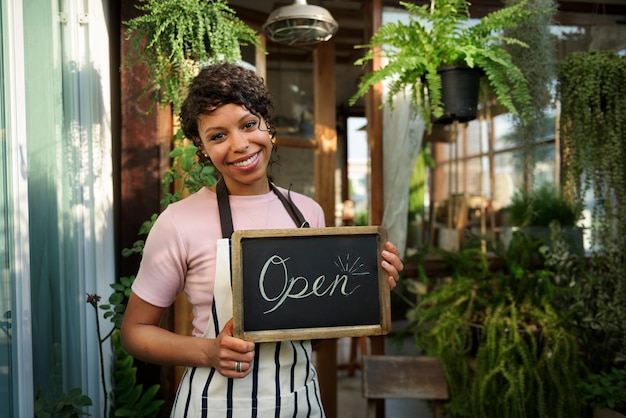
{"left": 230, "top": 130, "right": 249, "bottom": 152}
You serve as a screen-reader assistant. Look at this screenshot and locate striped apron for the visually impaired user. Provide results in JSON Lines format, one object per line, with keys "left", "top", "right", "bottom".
{"left": 171, "top": 180, "right": 325, "bottom": 417}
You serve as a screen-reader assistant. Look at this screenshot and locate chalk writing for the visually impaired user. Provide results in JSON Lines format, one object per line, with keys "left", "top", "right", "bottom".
{"left": 259, "top": 254, "right": 364, "bottom": 314}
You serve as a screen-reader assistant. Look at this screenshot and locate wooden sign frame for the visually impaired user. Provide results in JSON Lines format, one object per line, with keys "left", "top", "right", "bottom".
{"left": 231, "top": 226, "right": 391, "bottom": 342}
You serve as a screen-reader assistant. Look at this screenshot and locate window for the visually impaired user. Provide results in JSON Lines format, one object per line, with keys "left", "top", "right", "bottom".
{"left": 429, "top": 110, "right": 557, "bottom": 245}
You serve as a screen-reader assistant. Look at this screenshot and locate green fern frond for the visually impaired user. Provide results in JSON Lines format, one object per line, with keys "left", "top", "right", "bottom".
{"left": 468, "top": 0, "right": 532, "bottom": 38}
{"left": 410, "top": 246, "right": 585, "bottom": 417}
{"left": 111, "top": 331, "right": 164, "bottom": 417}
{"left": 123, "top": 0, "right": 261, "bottom": 113}
{"left": 351, "top": 0, "right": 547, "bottom": 132}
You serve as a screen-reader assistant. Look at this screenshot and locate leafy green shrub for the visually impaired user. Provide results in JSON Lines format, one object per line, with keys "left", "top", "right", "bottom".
{"left": 578, "top": 367, "right": 626, "bottom": 412}
{"left": 34, "top": 387, "right": 92, "bottom": 418}
{"left": 403, "top": 232, "right": 586, "bottom": 417}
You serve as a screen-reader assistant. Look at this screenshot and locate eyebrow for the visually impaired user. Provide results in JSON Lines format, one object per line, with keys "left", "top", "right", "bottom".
{"left": 200, "top": 111, "right": 256, "bottom": 137}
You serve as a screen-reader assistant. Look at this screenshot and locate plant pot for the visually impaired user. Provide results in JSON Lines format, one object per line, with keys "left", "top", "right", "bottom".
{"left": 435, "top": 66, "right": 482, "bottom": 125}
{"left": 594, "top": 408, "right": 626, "bottom": 418}
{"left": 500, "top": 226, "right": 585, "bottom": 254}
{"left": 524, "top": 225, "right": 585, "bottom": 254}
{"left": 423, "top": 122, "right": 457, "bottom": 143}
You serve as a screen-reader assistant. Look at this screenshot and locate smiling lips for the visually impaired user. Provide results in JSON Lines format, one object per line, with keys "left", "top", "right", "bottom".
{"left": 232, "top": 152, "right": 260, "bottom": 168}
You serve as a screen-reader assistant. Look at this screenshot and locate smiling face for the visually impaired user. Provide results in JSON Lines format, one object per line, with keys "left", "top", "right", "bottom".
{"left": 197, "top": 103, "right": 273, "bottom": 196}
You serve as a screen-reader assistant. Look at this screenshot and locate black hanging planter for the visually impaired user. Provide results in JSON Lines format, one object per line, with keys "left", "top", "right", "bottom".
{"left": 435, "top": 66, "right": 483, "bottom": 125}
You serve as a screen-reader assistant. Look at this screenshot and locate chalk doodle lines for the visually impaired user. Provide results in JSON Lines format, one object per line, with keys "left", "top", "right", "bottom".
{"left": 334, "top": 253, "right": 371, "bottom": 277}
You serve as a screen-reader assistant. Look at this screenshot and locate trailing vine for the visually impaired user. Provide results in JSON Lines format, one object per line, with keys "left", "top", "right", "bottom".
{"left": 558, "top": 50, "right": 626, "bottom": 370}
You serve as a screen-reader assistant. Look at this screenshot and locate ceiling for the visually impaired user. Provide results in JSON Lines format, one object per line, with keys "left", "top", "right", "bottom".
{"left": 230, "top": 0, "right": 626, "bottom": 65}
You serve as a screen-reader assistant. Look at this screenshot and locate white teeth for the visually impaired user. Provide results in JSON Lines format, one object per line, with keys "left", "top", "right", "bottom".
{"left": 233, "top": 153, "right": 257, "bottom": 167}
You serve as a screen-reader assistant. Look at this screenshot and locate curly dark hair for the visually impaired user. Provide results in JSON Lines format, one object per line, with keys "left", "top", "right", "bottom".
{"left": 179, "top": 62, "right": 276, "bottom": 163}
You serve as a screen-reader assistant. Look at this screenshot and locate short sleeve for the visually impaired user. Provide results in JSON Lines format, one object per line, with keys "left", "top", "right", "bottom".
{"left": 131, "top": 209, "right": 188, "bottom": 307}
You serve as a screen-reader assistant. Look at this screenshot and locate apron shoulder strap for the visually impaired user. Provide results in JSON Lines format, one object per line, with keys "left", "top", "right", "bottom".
{"left": 216, "top": 179, "right": 310, "bottom": 238}
{"left": 216, "top": 179, "right": 234, "bottom": 238}
{"left": 269, "top": 182, "right": 310, "bottom": 229}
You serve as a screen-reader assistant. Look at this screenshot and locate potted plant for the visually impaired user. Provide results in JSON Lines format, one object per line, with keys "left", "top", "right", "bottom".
{"left": 400, "top": 232, "right": 587, "bottom": 417}
{"left": 349, "top": 0, "right": 548, "bottom": 132}
{"left": 505, "top": 183, "right": 582, "bottom": 240}
{"left": 503, "top": 183, "right": 584, "bottom": 252}
{"left": 123, "top": 0, "right": 261, "bottom": 113}
{"left": 506, "top": 183, "right": 581, "bottom": 228}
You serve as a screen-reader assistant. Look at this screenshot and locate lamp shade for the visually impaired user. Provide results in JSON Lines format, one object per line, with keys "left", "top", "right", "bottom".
{"left": 263, "top": 0, "right": 338, "bottom": 46}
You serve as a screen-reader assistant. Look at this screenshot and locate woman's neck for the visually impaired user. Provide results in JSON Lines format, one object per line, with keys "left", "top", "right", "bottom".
{"left": 216, "top": 177, "right": 270, "bottom": 196}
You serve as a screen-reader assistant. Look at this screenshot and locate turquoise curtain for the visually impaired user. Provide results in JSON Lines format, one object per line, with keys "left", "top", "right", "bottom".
{"left": 21, "top": 0, "right": 115, "bottom": 414}
{"left": 23, "top": 0, "right": 73, "bottom": 400}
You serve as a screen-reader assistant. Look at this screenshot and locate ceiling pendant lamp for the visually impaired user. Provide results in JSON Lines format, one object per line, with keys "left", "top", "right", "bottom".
{"left": 262, "top": 0, "right": 339, "bottom": 46}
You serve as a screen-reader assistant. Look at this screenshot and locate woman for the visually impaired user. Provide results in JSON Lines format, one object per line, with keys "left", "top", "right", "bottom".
{"left": 121, "top": 62, "right": 404, "bottom": 417}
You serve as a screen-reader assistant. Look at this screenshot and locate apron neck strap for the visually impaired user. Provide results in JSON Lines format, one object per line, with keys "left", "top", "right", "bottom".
{"left": 216, "top": 179, "right": 234, "bottom": 238}
{"left": 216, "top": 178, "right": 310, "bottom": 239}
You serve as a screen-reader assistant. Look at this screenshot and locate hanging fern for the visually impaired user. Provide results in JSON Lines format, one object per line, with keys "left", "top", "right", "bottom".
{"left": 349, "top": 0, "right": 549, "bottom": 132}
{"left": 123, "top": 0, "right": 261, "bottom": 113}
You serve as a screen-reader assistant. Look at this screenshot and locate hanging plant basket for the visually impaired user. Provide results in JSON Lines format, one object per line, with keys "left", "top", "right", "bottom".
{"left": 435, "top": 66, "right": 483, "bottom": 125}
{"left": 349, "top": 0, "right": 547, "bottom": 133}
{"left": 123, "top": 0, "right": 261, "bottom": 113}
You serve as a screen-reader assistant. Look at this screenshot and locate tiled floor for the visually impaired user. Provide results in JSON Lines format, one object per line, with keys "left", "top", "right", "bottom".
{"left": 335, "top": 335, "right": 437, "bottom": 418}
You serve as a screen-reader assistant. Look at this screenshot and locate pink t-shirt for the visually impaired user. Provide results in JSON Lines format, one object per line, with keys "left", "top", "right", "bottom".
{"left": 132, "top": 186, "right": 325, "bottom": 337}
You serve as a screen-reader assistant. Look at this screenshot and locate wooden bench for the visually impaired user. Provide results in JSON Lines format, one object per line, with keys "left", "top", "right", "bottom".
{"left": 362, "top": 355, "right": 449, "bottom": 418}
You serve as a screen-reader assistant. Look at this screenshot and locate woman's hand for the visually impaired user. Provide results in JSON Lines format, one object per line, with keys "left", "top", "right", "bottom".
{"left": 212, "top": 318, "right": 256, "bottom": 378}
{"left": 121, "top": 293, "right": 255, "bottom": 377}
{"left": 381, "top": 241, "right": 404, "bottom": 290}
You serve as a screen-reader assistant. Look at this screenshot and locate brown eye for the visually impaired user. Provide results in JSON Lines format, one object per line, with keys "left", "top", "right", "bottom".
{"left": 210, "top": 132, "right": 226, "bottom": 141}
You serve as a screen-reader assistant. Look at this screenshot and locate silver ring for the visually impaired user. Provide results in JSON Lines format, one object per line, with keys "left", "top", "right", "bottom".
{"left": 235, "top": 361, "right": 242, "bottom": 373}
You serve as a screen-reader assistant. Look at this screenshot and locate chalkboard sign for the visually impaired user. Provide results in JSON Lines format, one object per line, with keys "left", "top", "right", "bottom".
{"left": 231, "top": 226, "right": 391, "bottom": 342}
